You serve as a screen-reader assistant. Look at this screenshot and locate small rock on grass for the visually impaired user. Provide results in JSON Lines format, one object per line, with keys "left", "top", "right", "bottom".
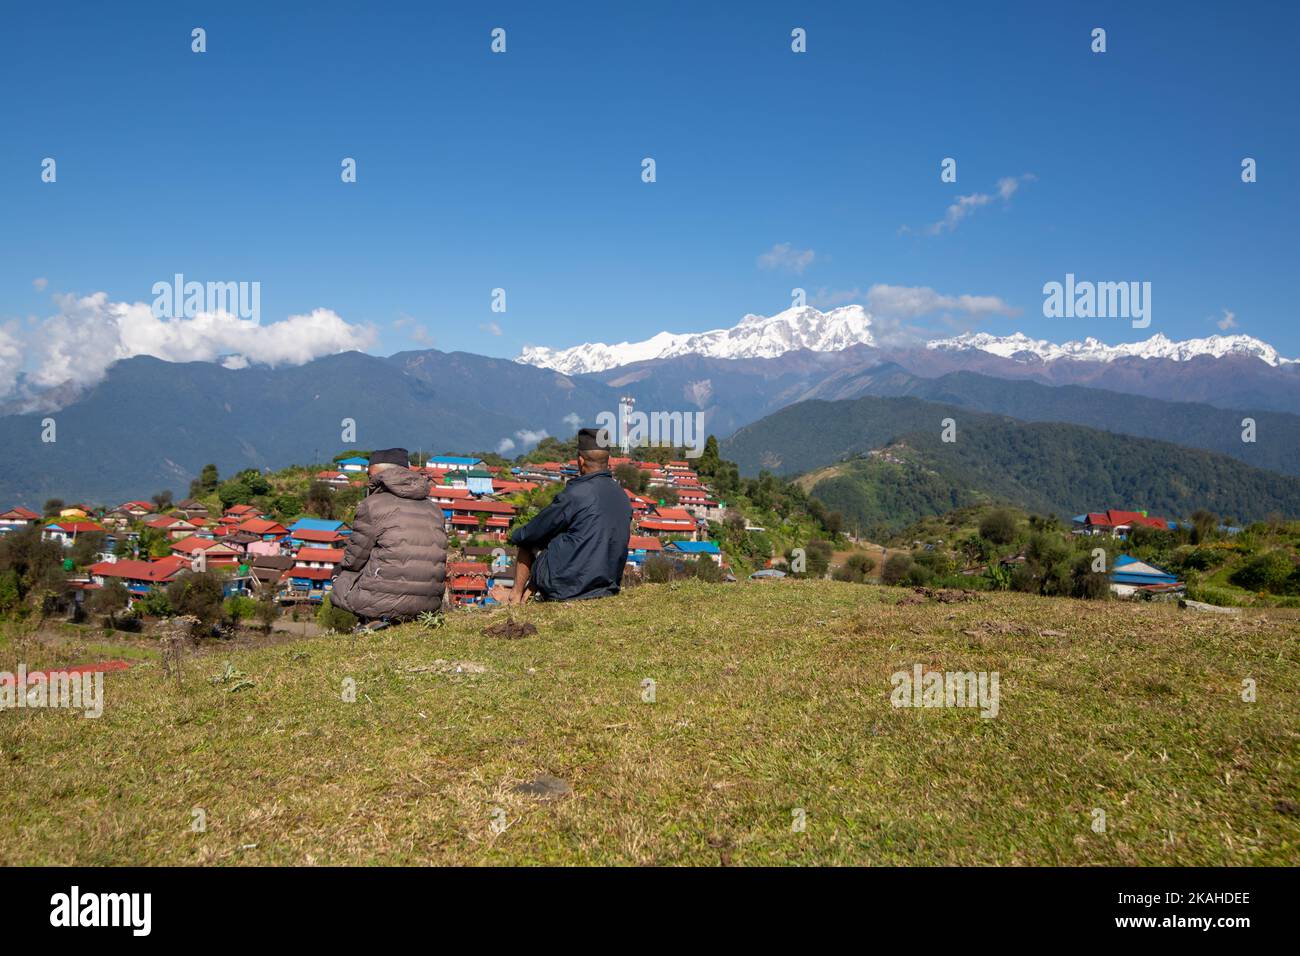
{"left": 512, "top": 774, "right": 572, "bottom": 800}
{"left": 484, "top": 619, "right": 539, "bottom": 640}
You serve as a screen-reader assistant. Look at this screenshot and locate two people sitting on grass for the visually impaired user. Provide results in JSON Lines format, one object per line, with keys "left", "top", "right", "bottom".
{"left": 493, "top": 427, "right": 632, "bottom": 605}
{"left": 330, "top": 429, "right": 631, "bottom": 627}
{"left": 331, "top": 447, "right": 448, "bottom": 628}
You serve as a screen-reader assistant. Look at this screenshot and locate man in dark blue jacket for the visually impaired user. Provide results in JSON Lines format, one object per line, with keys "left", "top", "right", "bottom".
{"left": 498, "top": 428, "right": 632, "bottom": 603}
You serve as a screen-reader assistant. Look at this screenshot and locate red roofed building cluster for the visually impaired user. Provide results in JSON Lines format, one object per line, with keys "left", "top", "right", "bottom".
{"left": 1072, "top": 509, "right": 1174, "bottom": 537}
{"left": 1, "top": 442, "right": 737, "bottom": 616}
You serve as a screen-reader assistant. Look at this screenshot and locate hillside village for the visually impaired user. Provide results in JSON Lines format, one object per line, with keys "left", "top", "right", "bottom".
{"left": 1, "top": 440, "right": 1297, "bottom": 634}
{"left": 0, "top": 449, "right": 735, "bottom": 622}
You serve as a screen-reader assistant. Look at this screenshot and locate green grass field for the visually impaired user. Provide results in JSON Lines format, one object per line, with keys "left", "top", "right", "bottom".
{"left": 1, "top": 580, "right": 1296, "bottom": 865}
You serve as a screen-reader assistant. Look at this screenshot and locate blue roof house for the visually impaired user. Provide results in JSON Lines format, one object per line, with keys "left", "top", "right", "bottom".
{"left": 1109, "top": 555, "right": 1181, "bottom": 598}
{"left": 430, "top": 455, "right": 484, "bottom": 470}
{"left": 665, "top": 540, "right": 723, "bottom": 565}
{"left": 288, "top": 518, "right": 345, "bottom": 534}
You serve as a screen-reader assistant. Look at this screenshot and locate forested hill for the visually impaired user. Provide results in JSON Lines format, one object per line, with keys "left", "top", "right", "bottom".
{"left": 721, "top": 396, "right": 1300, "bottom": 534}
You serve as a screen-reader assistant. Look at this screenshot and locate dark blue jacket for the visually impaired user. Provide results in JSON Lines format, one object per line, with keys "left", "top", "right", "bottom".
{"left": 509, "top": 470, "right": 632, "bottom": 601}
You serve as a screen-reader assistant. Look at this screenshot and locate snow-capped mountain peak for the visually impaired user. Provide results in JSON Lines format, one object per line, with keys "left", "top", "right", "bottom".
{"left": 516, "top": 304, "right": 875, "bottom": 374}
{"left": 517, "top": 304, "right": 1297, "bottom": 374}
{"left": 926, "top": 331, "right": 1298, "bottom": 367}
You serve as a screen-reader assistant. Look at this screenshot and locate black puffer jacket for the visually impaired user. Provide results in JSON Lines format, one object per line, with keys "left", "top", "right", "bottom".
{"left": 331, "top": 467, "right": 447, "bottom": 620}
{"left": 509, "top": 469, "right": 632, "bottom": 601}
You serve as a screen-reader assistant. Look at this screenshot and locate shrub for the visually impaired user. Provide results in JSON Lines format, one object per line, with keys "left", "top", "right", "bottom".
{"left": 794, "top": 540, "right": 833, "bottom": 579}
{"left": 881, "top": 553, "right": 913, "bottom": 586}
{"left": 1177, "top": 548, "right": 1223, "bottom": 572}
{"left": 978, "top": 509, "right": 1018, "bottom": 546}
{"left": 1187, "top": 585, "right": 1243, "bottom": 608}
{"left": 688, "top": 558, "right": 724, "bottom": 583}
{"left": 1069, "top": 555, "right": 1110, "bottom": 600}
{"left": 135, "top": 591, "right": 174, "bottom": 617}
{"left": 984, "top": 562, "right": 1012, "bottom": 591}
{"left": 113, "top": 611, "right": 143, "bottom": 633}
{"left": 88, "top": 579, "right": 130, "bottom": 625}
{"left": 902, "top": 564, "right": 934, "bottom": 587}
{"left": 832, "top": 552, "right": 876, "bottom": 584}
{"left": 1010, "top": 564, "right": 1039, "bottom": 593}
{"left": 1230, "top": 550, "right": 1295, "bottom": 594}
{"left": 1025, "top": 532, "right": 1068, "bottom": 568}
{"left": 165, "top": 571, "right": 225, "bottom": 625}
{"left": 912, "top": 549, "right": 953, "bottom": 577}
{"left": 316, "top": 594, "right": 357, "bottom": 633}
{"left": 254, "top": 592, "right": 279, "bottom": 632}
{"left": 643, "top": 555, "right": 676, "bottom": 583}
{"left": 224, "top": 595, "right": 259, "bottom": 627}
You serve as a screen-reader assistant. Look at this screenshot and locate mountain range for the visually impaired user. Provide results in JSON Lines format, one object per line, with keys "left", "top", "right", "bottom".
{"left": 517, "top": 305, "right": 877, "bottom": 375}
{"left": 518, "top": 304, "right": 1297, "bottom": 375}
{"left": 1, "top": 304, "right": 1297, "bottom": 508}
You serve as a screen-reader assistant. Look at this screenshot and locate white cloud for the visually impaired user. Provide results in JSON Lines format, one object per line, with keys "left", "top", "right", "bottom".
{"left": 1217, "top": 309, "right": 1238, "bottom": 331}
{"left": 514, "top": 428, "right": 548, "bottom": 445}
{"left": 810, "top": 287, "right": 864, "bottom": 308}
{"left": 395, "top": 312, "right": 433, "bottom": 346}
{"left": 917, "top": 173, "right": 1035, "bottom": 235}
{"left": 757, "top": 242, "right": 816, "bottom": 274}
{"left": 12, "top": 292, "right": 376, "bottom": 399}
{"left": 496, "top": 437, "right": 516, "bottom": 454}
{"left": 563, "top": 412, "right": 582, "bottom": 429}
{"left": 480, "top": 322, "right": 503, "bottom": 336}
{"left": 865, "top": 284, "right": 1018, "bottom": 320}
{"left": 0, "top": 323, "right": 25, "bottom": 397}
{"left": 32, "top": 278, "right": 48, "bottom": 292}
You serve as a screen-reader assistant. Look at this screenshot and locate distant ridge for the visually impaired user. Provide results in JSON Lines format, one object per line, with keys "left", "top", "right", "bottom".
{"left": 720, "top": 394, "right": 1300, "bottom": 532}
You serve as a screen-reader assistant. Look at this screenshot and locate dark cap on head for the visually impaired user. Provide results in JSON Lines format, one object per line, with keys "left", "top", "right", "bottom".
{"left": 369, "top": 447, "right": 410, "bottom": 467}
{"left": 576, "top": 428, "right": 611, "bottom": 453}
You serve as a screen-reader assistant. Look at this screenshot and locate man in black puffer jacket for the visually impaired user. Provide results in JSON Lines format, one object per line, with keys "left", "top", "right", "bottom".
{"left": 498, "top": 428, "right": 632, "bottom": 604}
{"left": 330, "top": 448, "right": 447, "bottom": 624}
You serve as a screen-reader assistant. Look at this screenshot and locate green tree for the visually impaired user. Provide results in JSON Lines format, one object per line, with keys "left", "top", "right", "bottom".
{"left": 305, "top": 482, "right": 335, "bottom": 519}
{"left": 272, "top": 494, "right": 303, "bottom": 521}
{"left": 254, "top": 591, "right": 279, "bottom": 632}
{"left": 88, "top": 579, "right": 130, "bottom": 627}
{"left": 697, "top": 435, "right": 722, "bottom": 478}
{"left": 1190, "top": 509, "right": 1220, "bottom": 545}
{"left": 165, "top": 571, "right": 225, "bottom": 626}
{"left": 0, "top": 526, "right": 70, "bottom": 614}
{"left": 70, "top": 531, "right": 107, "bottom": 568}
{"left": 190, "top": 463, "right": 220, "bottom": 498}
{"left": 614, "top": 463, "right": 647, "bottom": 493}
{"left": 217, "top": 478, "right": 254, "bottom": 509}
{"left": 0, "top": 569, "right": 21, "bottom": 612}
{"left": 224, "top": 595, "right": 258, "bottom": 629}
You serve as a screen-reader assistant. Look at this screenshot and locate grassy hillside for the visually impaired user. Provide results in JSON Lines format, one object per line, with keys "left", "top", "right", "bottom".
{"left": 2, "top": 580, "right": 1296, "bottom": 865}
{"left": 722, "top": 396, "right": 1300, "bottom": 533}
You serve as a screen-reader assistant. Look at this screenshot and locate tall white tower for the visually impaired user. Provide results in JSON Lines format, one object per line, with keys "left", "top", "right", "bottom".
{"left": 618, "top": 395, "right": 635, "bottom": 455}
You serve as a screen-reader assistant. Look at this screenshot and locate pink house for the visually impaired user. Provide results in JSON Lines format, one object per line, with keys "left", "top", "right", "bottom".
{"left": 246, "top": 539, "right": 283, "bottom": 558}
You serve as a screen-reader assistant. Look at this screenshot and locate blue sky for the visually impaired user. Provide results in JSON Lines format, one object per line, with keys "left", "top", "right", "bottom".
{"left": 1, "top": 0, "right": 1296, "bottom": 378}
